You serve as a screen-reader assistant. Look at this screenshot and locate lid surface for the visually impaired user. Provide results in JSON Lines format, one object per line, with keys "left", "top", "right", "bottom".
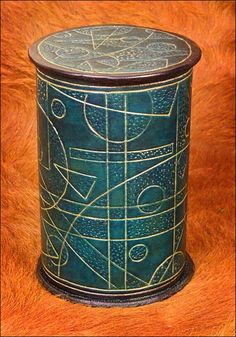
{"left": 29, "top": 24, "right": 201, "bottom": 85}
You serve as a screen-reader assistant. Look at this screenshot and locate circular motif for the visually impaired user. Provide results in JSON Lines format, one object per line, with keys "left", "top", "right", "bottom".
{"left": 37, "top": 25, "right": 191, "bottom": 75}
{"left": 51, "top": 99, "right": 66, "bottom": 119}
{"left": 137, "top": 185, "right": 165, "bottom": 214}
{"left": 129, "top": 244, "right": 148, "bottom": 262}
{"left": 84, "top": 91, "right": 152, "bottom": 143}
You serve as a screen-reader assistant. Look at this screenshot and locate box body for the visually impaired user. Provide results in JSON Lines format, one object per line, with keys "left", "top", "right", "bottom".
{"left": 29, "top": 25, "right": 201, "bottom": 306}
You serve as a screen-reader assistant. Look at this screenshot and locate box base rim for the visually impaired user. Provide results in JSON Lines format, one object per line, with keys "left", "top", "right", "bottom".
{"left": 36, "top": 254, "right": 194, "bottom": 307}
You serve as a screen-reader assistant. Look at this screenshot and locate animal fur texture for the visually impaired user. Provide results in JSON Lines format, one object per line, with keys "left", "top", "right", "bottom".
{"left": 1, "top": 1, "right": 235, "bottom": 336}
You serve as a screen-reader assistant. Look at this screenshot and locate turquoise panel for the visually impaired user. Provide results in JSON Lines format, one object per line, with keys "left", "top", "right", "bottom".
{"left": 37, "top": 70, "right": 192, "bottom": 293}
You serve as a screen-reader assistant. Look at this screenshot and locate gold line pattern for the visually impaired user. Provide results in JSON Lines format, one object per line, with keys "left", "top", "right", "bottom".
{"left": 37, "top": 68, "right": 191, "bottom": 294}
{"left": 37, "top": 26, "right": 192, "bottom": 75}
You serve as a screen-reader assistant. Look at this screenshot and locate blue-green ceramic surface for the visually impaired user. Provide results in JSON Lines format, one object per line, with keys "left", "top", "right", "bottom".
{"left": 37, "top": 69, "right": 191, "bottom": 292}
{"left": 29, "top": 25, "right": 201, "bottom": 305}
{"left": 37, "top": 25, "right": 191, "bottom": 74}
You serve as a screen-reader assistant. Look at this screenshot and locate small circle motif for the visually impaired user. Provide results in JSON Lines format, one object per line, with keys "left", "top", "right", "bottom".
{"left": 51, "top": 98, "right": 66, "bottom": 119}
{"left": 129, "top": 244, "right": 148, "bottom": 262}
{"left": 137, "top": 185, "right": 165, "bottom": 214}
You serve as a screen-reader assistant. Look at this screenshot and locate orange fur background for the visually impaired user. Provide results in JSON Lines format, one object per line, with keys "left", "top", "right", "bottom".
{"left": 1, "top": 1, "right": 235, "bottom": 336}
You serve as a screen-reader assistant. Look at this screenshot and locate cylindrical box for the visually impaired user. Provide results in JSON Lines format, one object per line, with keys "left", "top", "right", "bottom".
{"left": 29, "top": 25, "right": 201, "bottom": 307}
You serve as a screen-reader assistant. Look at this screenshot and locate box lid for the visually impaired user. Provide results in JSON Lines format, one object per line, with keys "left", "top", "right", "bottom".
{"left": 29, "top": 24, "right": 201, "bottom": 86}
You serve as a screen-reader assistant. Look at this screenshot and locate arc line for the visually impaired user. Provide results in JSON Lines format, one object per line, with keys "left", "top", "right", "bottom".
{"left": 159, "top": 223, "right": 185, "bottom": 284}
{"left": 37, "top": 29, "right": 192, "bottom": 75}
{"left": 54, "top": 163, "right": 96, "bottom": 199}
{"left": 69, "top": 143, "right": 174, "bottom": 163}
{"left": 39, "top": 182, "right": 187, "bottom": 210}
{"left": 56, "top": 142, "right": 189, "bottom": 283}
{"left": 38, "top": 31, "right": 155, "bottom": 74}
{"left": 69, "top": 152, "right": 172, "bottom": 163}
{"left": 37, "top": 70, "right": 192, "bottom": 95}
{"left": 42, "top": 218, "right": 58, "bottom": 257}
{"left": 50, "top": 83, "right": 178, "bottom": 117}
{"left": 108, "top": 31, "right": 154, "bottom": 56}
{"left": 42, "top": 261, "right": 184, "bottom": 294}
{"left": 42, "top": 251, "right": 59, "bottom": 259}
{"left": 148, "top": 251, "right": 184, "bottom": 285}
{"left": 172, "top": 95, "right": 179, "bottom": 273}
{"left": 105, "top": 94, "right": 111, "bottom": 289}
{"left": 92, "top": 27, "right": 120, "bottom": 50}
{"left": 39, "top": 168, "right": 68, "bottom": 214}
{"left": 54, "top": 163, "right": 96, "bottom": 179}
{"left": 37, "top": 67, "right": 192, "bottom": 107}
{"left": 167, "top": 83, "right": 179, "bottom": 117}
{"left": 37, "top": 101, "right": 69, "bottom": 211}
{"left": 39, "top": 192, "right": 51, "bottom": 206}
{"left": 37, "top": 71, "right": 192, "bottom": 103}
{"left": 37, "top": 68, "right": 192, "bottom": 89}
{"left": 39, "top": 169, "right": 59, "bottom": 209}
{"left": 46, "top": 82, "right": 51, "bottom": 170}
{"left": 60, "top": 213, "right": 148, "bottom": 285}
{"left": 124, "top": 94, "right": 128, "bottom": 289}
{"left": 45, "top": 213, "right": 148, "bottom": 286}
{"left": 83, "top": 93, "right": 104, "bottom": 141}
{"left": 52, "top": 192, "right": 187, "bottom": 221}
{"left": 44, "top": 212, "right": 117, "bottom": 287}
{"left": 44, "top": 214, "right": 186, "bottom": 242}
{"left": 70, "top": 142, "right": 173, "bottom": 154}
{"left": 115, "top": 58, "right": 168, "bottom": 73}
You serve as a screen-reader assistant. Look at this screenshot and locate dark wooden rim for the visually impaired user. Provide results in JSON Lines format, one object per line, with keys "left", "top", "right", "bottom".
{"left": 37, "top": 254, "right": 195, "bottom": 307}
{"left": 28, "top": 24, "right": 202, "bottom": 86}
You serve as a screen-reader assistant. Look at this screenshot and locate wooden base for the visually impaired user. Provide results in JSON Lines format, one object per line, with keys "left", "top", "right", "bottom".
{"left": 37, "top": 254, "right": 194, "bottom": 307}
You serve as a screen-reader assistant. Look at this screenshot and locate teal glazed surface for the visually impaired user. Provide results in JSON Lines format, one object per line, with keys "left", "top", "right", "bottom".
{"left": 37, "top": 25, "right": 190, "bottom": 74}
{"left": 29, "top": 25, "right": 201, "bottom": 305}
{"left": 37, "top": 70, "right": 191, "bottom": 293}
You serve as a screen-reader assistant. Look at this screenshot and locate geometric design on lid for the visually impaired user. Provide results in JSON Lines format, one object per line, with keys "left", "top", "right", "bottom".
{"left": 37, "top": 25, "right": 191, "bottom": 75}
